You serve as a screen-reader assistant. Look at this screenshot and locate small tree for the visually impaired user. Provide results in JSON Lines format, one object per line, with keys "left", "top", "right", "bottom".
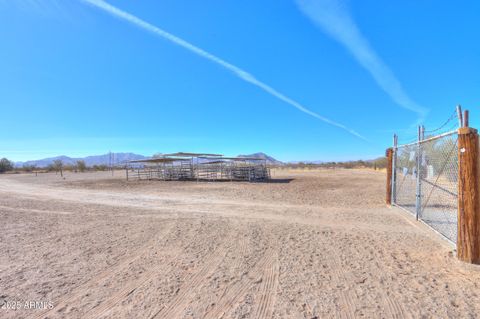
{"left": 0, "top": 158, "right": 14, "bottom": 173}
{"left": 53, "top": 159, "right": 64, "bottom": 177}
{"left": 76, "top": 160, "right": 87, "bottom": 173}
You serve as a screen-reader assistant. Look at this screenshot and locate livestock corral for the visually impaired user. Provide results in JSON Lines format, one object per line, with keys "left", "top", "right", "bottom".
{"left": 126, "top": 152, "right": 270, "bottom": 182}
{"left": 1, "top": 168, "right": 480, "bottom": 318}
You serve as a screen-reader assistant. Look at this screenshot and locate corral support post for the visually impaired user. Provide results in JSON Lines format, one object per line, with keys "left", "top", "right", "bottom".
{"left": 386, "top": 147, "right": 393, "bottom": 205}
{"left": 415, "top": 126, "right": 424, "bottom": 220}
{"left": 457, "top": 126, "right": 480, "bottom": 263}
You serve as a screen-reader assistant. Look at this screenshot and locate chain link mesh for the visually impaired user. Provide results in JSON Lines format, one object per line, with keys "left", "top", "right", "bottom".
{"left": 418, "top": 132, "right": 458, "bottom": 243}
{"left": 394, "top": 144, "right": 418, "bottom": 215}
{"left": 393, "top": 131, "right": 458, "bottom": 243}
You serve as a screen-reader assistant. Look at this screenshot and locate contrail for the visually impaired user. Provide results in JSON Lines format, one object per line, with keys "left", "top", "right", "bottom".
{"left": 296, "top": 0, "right": 428, "bottom": 120}
{"left": 80, "top": 0, "right": 367, "bottom": 141}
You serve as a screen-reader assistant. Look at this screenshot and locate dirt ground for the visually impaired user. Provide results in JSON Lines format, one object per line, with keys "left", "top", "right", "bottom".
{"left": 1, "top": 169, "right": 480, "bottom": 319}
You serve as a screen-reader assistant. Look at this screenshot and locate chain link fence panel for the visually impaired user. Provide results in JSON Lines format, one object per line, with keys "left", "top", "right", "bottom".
{"left": 418, "top": 132, "right": 458, "bottom": 243}
{"left": 393, "top": 131, "right": 458, "bottom": 244}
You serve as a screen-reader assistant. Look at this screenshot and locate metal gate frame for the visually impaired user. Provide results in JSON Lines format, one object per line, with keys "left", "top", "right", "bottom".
{"left": 391, "top": 130, "right": 459, "bottom": 245}
{"left": 387, "top": 108, "right": 480, "bottom": 264}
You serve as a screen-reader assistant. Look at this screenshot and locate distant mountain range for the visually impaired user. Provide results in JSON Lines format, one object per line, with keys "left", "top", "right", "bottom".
{"left": 14, "top": 152, "right": 283, "bottom": 167}
{"left": 15, "top": 153, "right": 146, "bottom": 168}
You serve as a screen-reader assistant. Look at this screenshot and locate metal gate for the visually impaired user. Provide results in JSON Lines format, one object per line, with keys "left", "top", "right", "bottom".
{"left": 393, "top": 131, "right": 459, "bottom": 243}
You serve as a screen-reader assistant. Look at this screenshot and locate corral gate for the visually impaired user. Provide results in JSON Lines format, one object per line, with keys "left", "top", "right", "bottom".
{"left": 392, "top": 130, "right": 459, "bottom": 243}
{"left": 387, "top": 107, "right": 480, "bottom": 264}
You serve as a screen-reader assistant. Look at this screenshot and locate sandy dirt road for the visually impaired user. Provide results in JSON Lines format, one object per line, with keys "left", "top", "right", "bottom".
{"left": 1, "top": 169, "right": 480, "bottom": 318}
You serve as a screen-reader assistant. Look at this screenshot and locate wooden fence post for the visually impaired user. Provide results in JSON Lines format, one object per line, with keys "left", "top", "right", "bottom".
{"left": 386, "top": 148, "right": 393, "bottom": 205}
{"left": 457, "top": 126, "right": 480, "bottom": 263}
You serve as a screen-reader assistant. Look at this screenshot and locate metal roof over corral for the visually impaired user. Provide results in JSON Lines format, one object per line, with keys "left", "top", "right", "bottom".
{"left": 160, "top": 152, "right": 223, "bottom": 157}
{"left": 128, "top": 157, "right": 191, "bottom": 163}
{"left": 128, "top": 153, "right": 265, "bottom": 164}
{"left": 198, "top": 156, "right": 265, "bottom": 161}
{"left": 200, "top": 160, "right": 227, "bottom": 164}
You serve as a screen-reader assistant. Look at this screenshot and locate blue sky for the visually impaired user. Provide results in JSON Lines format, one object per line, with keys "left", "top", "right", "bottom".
{"left": 1, "top": 0, "right": 478, "bottom": 162}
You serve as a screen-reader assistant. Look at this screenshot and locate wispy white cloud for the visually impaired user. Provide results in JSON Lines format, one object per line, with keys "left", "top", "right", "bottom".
{"left": 79, "top": 0, "right": 367, "bottom": 141}
{"left": 296, "top": 0, "right": 428, "bottom": 120}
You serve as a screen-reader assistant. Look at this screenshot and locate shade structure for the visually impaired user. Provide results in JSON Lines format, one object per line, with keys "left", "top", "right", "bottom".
{"left": 128, "top": 157, "right": 191, "bottom": 164}
{"left": 159, "top": 152, "right": 223, "bottom": 157}
{"left": 125, "top": 152, "right": 270, "bottom": 182}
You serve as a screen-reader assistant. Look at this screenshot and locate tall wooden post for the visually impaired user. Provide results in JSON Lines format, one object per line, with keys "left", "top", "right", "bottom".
{"left": 386, "top": 147, "right": 393, "bottom": 205}
{"left": 457, "top": 127, "right": 480, "bottom": 263}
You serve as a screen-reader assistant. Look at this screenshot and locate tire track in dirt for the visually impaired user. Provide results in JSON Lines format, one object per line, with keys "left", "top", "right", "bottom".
{"left": 315, "top": 230, "right": 357, "bottom": 319}
{"left": 380, "top": 293, "right": 408, "bottom": 319}
{"left": 385, "top": 295, "right": 409, "bottom": 319}
{"left": 230, "top": 229, "right": 249, "bottom": 272}
{"left": 323, "top": 231, "right": 411, "bottom": 319}
{"left": 91, "top": 227, "right": 231, "bottom": 319}
{"left": 201, "top": 225, "right": 252, "bottom": 317}
{"left": 363, "top": 254, "right": 411, "bottom": 317}
{"left": 149, "top": 236, "right": 234, "bottom": 319}
{"left": 331, "top": 266, "right": 356, "bottom": 319}
{"left": 342, "top": 234, "right": 412, "bottom": 319}
{"left": 203, "top": 249, "right": 275, "bottom": 319}
{"left": 250, "top": 250, "right": 279, "bottom": 319}
{"left": 202, "top": 226, "right": 280, "bottom": 319}
{"left": 87, "top": 250, "right": 184, "bottom": 319}
{"left": 201, "top": 230, "right": 253, "bottom": 318}
{"left": 33, "top": 222, "right": 175, "bottom": 319}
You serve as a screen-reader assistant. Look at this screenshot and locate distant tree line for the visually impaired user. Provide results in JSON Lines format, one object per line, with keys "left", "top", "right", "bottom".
{"left": 277, "top": 157, "right": 388, "bottom": 170}
{"left": 0, "top": 158, "right": 116, "bottom": 174}
{"left": 44, "top": 161, "right": 111, "bottom": 173}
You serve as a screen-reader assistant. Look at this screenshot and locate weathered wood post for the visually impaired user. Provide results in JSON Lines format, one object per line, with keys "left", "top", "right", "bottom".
{"left": 392, "top": 134, "right": 398, "bottom": 204}
{"left": 457, "top": 111, "right": 480, "bottom": 263}
{"left": 386, "top": 147, "right": 393, "bottom": 205}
